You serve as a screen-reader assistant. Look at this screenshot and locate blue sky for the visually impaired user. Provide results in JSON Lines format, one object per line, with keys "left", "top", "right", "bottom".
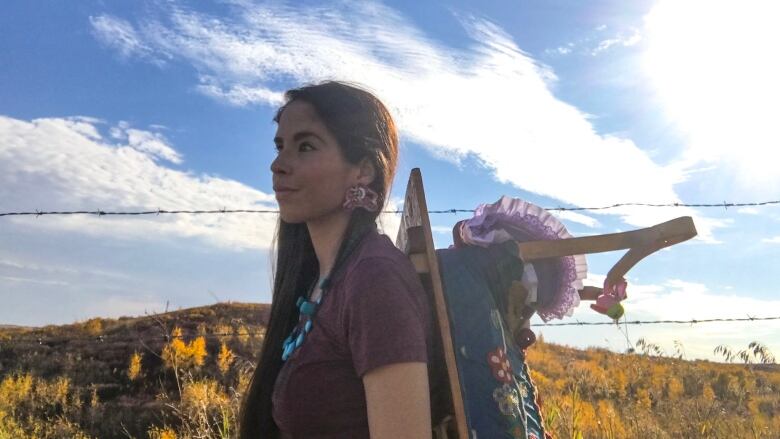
{"left": 1, "top": 0, "right": 778, "bottom": 360}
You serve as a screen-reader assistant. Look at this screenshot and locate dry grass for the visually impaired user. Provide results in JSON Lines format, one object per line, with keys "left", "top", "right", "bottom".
{"left": 1, "top": 303, "right": 777, "bottom": 438}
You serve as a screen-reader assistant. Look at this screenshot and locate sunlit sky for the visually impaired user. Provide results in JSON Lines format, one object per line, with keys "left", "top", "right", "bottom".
{"left": 1, "top": 0, "right": 778, "bottom": 361}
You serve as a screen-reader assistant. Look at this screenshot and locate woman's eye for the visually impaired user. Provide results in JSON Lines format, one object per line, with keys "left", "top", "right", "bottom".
{"left": 299, "top": 142, "right": 315, "bottom": 152}
{"left": 274, "top": 144, "right": 282, "bottom": 153}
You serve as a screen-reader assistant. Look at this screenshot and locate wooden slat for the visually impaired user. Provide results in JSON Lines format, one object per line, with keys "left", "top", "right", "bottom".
{"left": 578, "top": 286, "right": 602, "bottom": 301}
{"left": 517, "top": 217, "right": 695, "bottom": 261}
{"left": 517, "top": 216, "right": 697, "bottom": 285}
{"left": 396, "top": 168, "right": 468, "bottom": 439}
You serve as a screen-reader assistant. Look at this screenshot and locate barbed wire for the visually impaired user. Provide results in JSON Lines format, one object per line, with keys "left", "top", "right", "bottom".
{"left": 0, "top": 331, "right": 263, "bottom": 346}
{"left": 531, "top": 315, "right": 780, "bottom": 327}
{"left": 1, "top": 199, "right": 779, "bottom": 218}
{"left": 3, "top": 315, "right": 778, "bottom": 346}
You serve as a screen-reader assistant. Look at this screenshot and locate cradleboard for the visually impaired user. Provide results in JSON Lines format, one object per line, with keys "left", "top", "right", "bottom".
{"left": 394, "top": 168, "right": 697, "bottom": 439}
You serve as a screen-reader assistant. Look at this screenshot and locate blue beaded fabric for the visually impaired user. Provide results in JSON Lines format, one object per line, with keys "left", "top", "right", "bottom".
{"left": 435, "top": 241, "right": 547, "bottom": 439}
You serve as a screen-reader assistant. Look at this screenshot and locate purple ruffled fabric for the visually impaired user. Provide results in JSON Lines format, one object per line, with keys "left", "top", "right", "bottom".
{"left": 457, "top": 196, "right": 587, "bottom": 322}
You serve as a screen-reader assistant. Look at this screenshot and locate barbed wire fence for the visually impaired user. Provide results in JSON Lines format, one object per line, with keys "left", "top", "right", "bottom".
{"left": 2, "top": 315, "right": 779, "bottom": 346}
{"left": 2, "top": 199, "right": 779, "bottom": 349}
{"left": 1, "top": 198, "right": 780, "bottom": 218}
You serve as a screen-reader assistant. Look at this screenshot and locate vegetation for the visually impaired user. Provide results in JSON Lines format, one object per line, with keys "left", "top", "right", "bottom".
{"left": 0, "top": 303, "right": 267, "bottom": 439}
{"left": 528, "top": 335, "right": 780, "bottom": 438}
{"left": 1, "top": 303, "right": 777, "bottom": 438}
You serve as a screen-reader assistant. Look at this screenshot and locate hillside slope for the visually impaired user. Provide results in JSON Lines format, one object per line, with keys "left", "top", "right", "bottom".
{"left": 1, "top": 303, "right": 778, "bottom": 438}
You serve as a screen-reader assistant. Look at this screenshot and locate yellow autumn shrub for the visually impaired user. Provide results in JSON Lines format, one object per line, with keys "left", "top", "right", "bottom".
{"left": 148, "top": 425, "right": 177, "bottom": 439}
{"left": 128, "top": 351, "right": 143, "bottom": 381}
{"left": 666, "top": 376, "right": 684, "bottom": 400}
{"left": 596, "top": 399, "right": 626, "bottom": 438}
{"left": 217, "top": 342, "right": 235, "bottom": 375}
{"left": 180, "top": 378, "right": 230, "bottom": 414}
{"left": 162, "top": 327, "right": 208, "bottom": 371}
{"left": 188, "top": 336, "right": 207, "bottom": 368}
{"left": 0, "top": 373, "right": 33, "bottom": 409}
{"left": 236, "top": 324, "right": 251, "bottom": 345}
{"left": 82, "top": 318, "right": 103, "bottom": 336}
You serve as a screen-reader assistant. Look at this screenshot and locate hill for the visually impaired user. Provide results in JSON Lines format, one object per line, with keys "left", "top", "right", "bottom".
{"left": 527, "top": 337, "right": 779, "bottom": 438}
{"left": 1, "top": 302, "right": 269, "bottom": 438}
{"left": 1, "top": 303, "right": 778, "bottom": 438}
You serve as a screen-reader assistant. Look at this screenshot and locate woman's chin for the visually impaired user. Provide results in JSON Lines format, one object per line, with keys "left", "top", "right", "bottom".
{"left": 279, "top": 210, "right": 307, "bottom": 224}
{"left": 278, "top": 205, "right": 319, "bottom": 224}
{"left": 279, "top": 205, "right": 349, "bottom": 225}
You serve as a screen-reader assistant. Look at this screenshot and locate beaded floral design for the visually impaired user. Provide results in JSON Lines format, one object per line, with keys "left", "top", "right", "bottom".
{"left": 518, "top": 382, "right": 529, "bottom": 399}
{"left": 507, "top": 418, "right": 526, "bottom": 438}
{"left": 492, "top": 383, "right": 521, "bottom": 418}
{"left": 343, "top": 185, "right": 379, "bottom": 212}
{"left": 487, "top": 347, "right": 513, "bottom": 384}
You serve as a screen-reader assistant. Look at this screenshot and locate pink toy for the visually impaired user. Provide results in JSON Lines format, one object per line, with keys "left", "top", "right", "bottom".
{"left": 590, "top": 277, "right": 628, "bottom": 320}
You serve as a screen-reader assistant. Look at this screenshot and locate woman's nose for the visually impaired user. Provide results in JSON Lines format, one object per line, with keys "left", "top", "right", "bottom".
{"left": 270, "top": 154, "right": 290, "bottom": 175}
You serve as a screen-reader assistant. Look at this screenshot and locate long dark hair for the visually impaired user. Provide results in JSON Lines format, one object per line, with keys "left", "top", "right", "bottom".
{"left": 238, "top": 81, "right": 399, "bottom": 439}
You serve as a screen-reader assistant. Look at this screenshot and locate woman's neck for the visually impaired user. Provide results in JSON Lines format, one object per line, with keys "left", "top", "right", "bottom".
{"left": 306, "top": 210, "right": 352, "bottom": 278}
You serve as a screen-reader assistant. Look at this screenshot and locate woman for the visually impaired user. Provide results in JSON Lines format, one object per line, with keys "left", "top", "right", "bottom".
{"left": 239, "top": 81, "right": 434, "bottom": 438}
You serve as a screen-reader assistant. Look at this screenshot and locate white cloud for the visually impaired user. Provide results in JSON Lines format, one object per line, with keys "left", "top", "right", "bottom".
{"left": 431, "top": 225, "right": 453, "bottom": 234}
{"left": 552, "top": 210, "right": 601, "bottom": 228}
{"left": 546, "top": 26, "right": 640, "bottom": 57}
{"left": 762, "top": 236, "right": 780, "bottom": 244}
{"left": 591, "top": 29, "right": 642, "bottom": 55}
{"left": 627, "top": 278, "right": 780, "bottom": 321}
{"left": 90, "top": 15, "right": 166, "bottom": 65}
{"left": 0, "top": 256, "right": 134, "bottom": 280}
{"left": 125, "top": 128, "right": 183, "bottom": 164}
{"left": 539, "top": 275, "right": 780, "bottom": 360}
{"left": 545, "top": 45, "right": 572, "bottom": 56}
{"left": 196, "top": 76, "right": 285, "bottom": 107}
{"left": 625, "top": 279, "right": 780, "bottom": 359}
{"left": 377, "top": 195, "right": 403, "bottom": 242}
{"left": 0, "top": 275, "right": 70, "bottom": 286}
{"left": 0, "top": 112, "right": 421, "bottom": 326}
{"left": 0, "top": 115, "right": 278, "bottom": 251}
{"left": 737, "top": 207, "right": 760, "bottom": 215}
{"left": 88, "top": 2, "right": 725, "bottom": 242}
{"left": 643, "top": 0, "right": 780, "bottom": 195}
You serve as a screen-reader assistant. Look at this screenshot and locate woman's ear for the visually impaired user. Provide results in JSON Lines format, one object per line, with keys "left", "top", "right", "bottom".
{"left": 356, "top": 158, "right": 376, "bottom": 186}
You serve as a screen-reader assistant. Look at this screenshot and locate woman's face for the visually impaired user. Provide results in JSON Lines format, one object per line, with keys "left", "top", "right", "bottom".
{"left": 270, "top": 100, "right": 364, "bottom": 224}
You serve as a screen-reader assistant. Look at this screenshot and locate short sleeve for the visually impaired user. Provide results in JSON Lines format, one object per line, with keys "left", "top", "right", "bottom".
{"left": 342, "top": 257, "right": 428, "bottom": 378}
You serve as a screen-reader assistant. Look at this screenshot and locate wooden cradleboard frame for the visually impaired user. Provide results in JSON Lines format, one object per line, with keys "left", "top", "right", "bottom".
{"left": 395, "top": 168, "right": 697, "bottom": 439}
{"left": 395, "top": 168, "right": 470, "bottom": 438}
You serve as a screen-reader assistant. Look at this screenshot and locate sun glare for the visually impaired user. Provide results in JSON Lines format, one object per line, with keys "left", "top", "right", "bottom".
{"left": 643, "top": 0, "right": 780, "bottom": 190}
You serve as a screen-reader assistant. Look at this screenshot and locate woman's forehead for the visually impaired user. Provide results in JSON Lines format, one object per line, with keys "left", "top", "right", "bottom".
{"left": 276, "top": 101, "right": 324, "bottom": 134}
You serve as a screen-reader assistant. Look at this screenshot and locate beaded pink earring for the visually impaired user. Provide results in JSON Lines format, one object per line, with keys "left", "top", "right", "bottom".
{"left": 343, "top": 184, "right": 379, "bottom": 212}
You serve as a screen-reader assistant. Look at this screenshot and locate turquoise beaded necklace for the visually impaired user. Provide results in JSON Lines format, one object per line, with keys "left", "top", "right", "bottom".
{"left": 281, "top": 275, "right": 331, "bottom": 361}
{"left": 280, "top": 222, "right": 375, "bottom": 362}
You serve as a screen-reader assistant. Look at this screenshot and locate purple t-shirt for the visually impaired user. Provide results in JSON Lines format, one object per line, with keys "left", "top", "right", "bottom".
{"left": 271, "top": 229, "right": 433, "bottom": 438}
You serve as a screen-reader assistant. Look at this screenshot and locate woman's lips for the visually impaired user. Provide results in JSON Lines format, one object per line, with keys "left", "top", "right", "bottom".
{"left": 274, "top": 187, "right": 298, "bottom": 200}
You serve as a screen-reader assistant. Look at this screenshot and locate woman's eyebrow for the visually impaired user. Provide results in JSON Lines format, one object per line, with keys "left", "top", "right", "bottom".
{"left": 274, "top": 131, "right": 325, "bottom": 145}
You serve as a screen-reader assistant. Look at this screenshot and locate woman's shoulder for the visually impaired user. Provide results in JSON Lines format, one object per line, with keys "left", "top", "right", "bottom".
{"left": 358, "top": 229, "right": 415, "bottom": 268}
{"left": 341, "top": 229, "right": 418, "bottom": 285}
